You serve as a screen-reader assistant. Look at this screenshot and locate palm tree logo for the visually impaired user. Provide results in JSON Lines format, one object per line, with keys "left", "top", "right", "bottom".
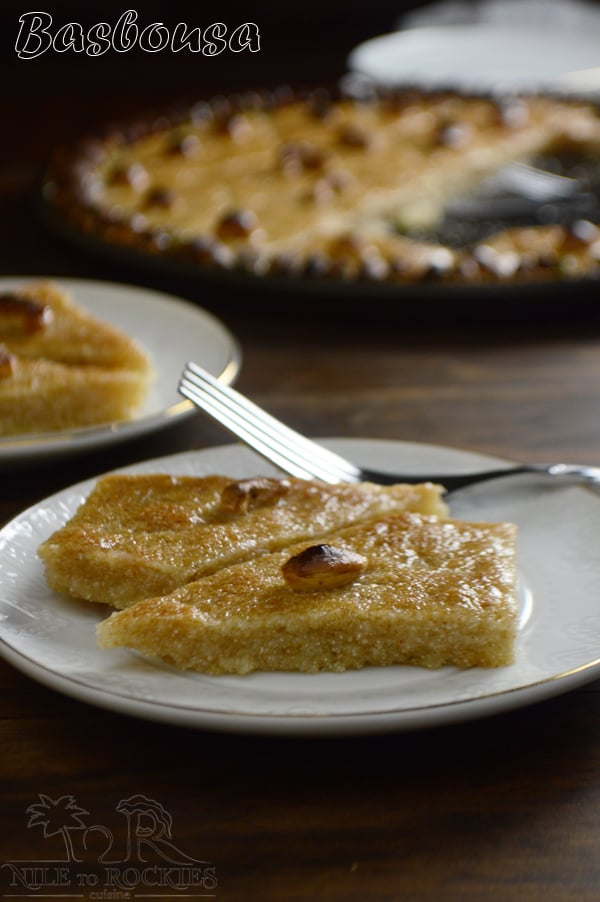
{"left": 26, "top": 794, "right": 89, "bottom": 862}
{"left": 21, "top": 793, "right": 211, "bottom": 878}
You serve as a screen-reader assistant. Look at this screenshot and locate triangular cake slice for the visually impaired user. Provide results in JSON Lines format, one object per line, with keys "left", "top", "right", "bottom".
{"left": 97, "top": 511, "right": 518, "bottom": 673}
{"left": 38, "top": 474, "right": 448, "bottom": 608}
{"left": 0, "top": 281, "right": 152, "bottom": 436}
{"left": 0, "top": 281, "right": 149, "bottom": 370}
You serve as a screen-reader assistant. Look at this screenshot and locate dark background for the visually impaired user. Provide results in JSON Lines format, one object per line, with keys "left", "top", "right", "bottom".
{"left": 2, "top": 0, "right": 599, "bottom": 288}
{"left": 3, "top": 0, "right": 600, "bottom": 167}
{"left": 0, "top": 1, "right": 426, "bottom": 165}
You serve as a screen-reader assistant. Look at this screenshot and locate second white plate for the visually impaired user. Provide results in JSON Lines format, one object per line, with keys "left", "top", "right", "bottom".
{"left": 349, "top": 24, "right": 600, "bottom": 93}
{"left": 0, "top": 277, "right": 241, "bottom": 465}
{"left": 1, "top": 438, "right": 600, "bottom": 736}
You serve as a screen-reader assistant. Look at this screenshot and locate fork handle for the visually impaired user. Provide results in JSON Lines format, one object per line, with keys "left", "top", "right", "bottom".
{"left": 358, "top": 464, "right": 551, "bottom": 492}
{"left": 358, "top": 465, "right": 520, "bottom": 489}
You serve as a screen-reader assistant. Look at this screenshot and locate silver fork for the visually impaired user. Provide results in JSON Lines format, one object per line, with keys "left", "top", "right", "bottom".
{"left": 179, "top": 362, "right": 600, "bottom": 494}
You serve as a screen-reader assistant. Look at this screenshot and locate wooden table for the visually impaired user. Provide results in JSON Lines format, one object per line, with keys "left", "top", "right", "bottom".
{"left": 2, "top": 29, "right": 600, "bottom": 902}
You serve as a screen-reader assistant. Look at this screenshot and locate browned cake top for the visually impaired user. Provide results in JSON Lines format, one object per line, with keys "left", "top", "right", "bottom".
{"left": 97, "top": 511, "right": 518, "bottom": 672}
{"left": 39, "top": 474, "right": 448, "bottom": 606}
{"left": 147, "top": 511, "right": 517, "bottom": 620}
{"left": 0, "top": 281, "right": 150, "bottom": 371}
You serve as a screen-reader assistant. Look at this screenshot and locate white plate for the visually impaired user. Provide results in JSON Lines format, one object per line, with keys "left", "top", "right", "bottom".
{"left": 2, "top": 438, "right": 600, "bottom": 736}
{"left": 348, "top": 25, "right": 600, "bottom": 93}
{"left": 0, "top": 278, "right": 241, "bottom": 465}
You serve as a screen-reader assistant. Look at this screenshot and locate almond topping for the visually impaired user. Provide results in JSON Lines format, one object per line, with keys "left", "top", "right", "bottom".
{"left": 337, "top": 123, "right": 372, "bottom": 149}
{"left": 145, "top": 186, "right": 177, "bottom": 209}
{"left": 0, "top": 293, "right": 53, "bottom": 334}
{"left": 277, "top": 142, "right": 327, "bottom": 175}
{"left": 0, "top": 345, "right": 15, "bottom": 378}
{"left": 108, "top": 162, "right": 149, "bottom": 191}
{"left": 166, "top": 132, "right": 201, "bottom": 157}
{"left": 436, "top": 121, "right": 472, "bottom": 148}
{"left": 282, "top": 544, "right": 368, "bottom": 592}
{"left": 220, "top": 477, "right": 292, "bottom": 514}
{"left": 216, "top": 209, "right": 259, "bottom": 240}
{"left": 213, "top": 112, "right": 252, "bottom": 141}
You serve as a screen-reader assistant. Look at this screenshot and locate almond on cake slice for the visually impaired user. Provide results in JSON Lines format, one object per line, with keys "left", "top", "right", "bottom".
{"left": 0, "top": 281, "right": 152, "bottom": 436}
{"left": 0, "top": 281, "right": 150, "bottom": 371}
{"left": 38, "top": 475, "right": 448, "bottom": 609}
{"left": 96, "top": 511, "right": 518, "bottom": 673}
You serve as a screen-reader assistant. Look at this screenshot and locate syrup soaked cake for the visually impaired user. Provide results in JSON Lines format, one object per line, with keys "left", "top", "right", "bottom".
{"left": 97, "top": 512, "right": 518, "bottom": 673}
{"left": 0, "top": 282, "right": 152, "bottom": 435}
{"left": 38, "top": 474, "right": 448, "bottom": 609}
{"left": 0, "top": 349, "right": 149, "bottom": 435}
{"left": 45, "top": 86, "right": 600, "bottom": 286}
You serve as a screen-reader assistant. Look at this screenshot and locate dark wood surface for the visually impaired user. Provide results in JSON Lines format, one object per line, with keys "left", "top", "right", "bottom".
{"left": 2, "top": 11, "right": 600, "bottom": 899}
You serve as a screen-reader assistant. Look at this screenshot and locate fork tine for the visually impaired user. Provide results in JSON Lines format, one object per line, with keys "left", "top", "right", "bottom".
{"left": 182, "top": 363, "right": 359, "bottom": 481}
{"left": 180, "top": 375, "right": 332, "bottom": 480}
{"left": 179, "top": 363, "right": 360, "bottom": 483}
{"left": 179, "top": 375, "right": 347, "bottom": 482}
{"left": 180, "top": 364, "right": 359, "bottom": 483}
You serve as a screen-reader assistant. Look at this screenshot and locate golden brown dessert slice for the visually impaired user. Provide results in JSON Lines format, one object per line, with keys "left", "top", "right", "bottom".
{"left": 97, "top": 512, "right": 518, "bottom": 673}
{"left": 38, "top": 474, "right": 448, "bottom": 609}
{"left": 0, "top": 350, "right": 149, "bottom": 435}
{"left": 0, "top": 281, "right": 149, "bottom": 371}
{"left": 0, "top": 281, "right": 152, "bottom": 436}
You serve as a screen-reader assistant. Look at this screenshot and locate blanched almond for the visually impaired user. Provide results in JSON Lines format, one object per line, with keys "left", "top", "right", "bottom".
{"left": 0, "top": 345, "right": 15, "bottom": 378}
{"left": 282, "top": 544, "right": 368, "bottom": 591}
{"left": 0, "top": 293, "right": 52, "bottom": 334}
{"left": 220, "top": 477, "right": 291, "bottom": 514}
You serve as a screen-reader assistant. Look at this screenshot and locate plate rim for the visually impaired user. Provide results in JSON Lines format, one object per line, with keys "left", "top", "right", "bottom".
{"left": 2, "top": 437, "right": 600, "bottom": 735}
{"left": 1, "top": 636, "right": 598, "bottom": 737}
{"left": 348, "top": 22, "right": 600, "bottom": 93}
